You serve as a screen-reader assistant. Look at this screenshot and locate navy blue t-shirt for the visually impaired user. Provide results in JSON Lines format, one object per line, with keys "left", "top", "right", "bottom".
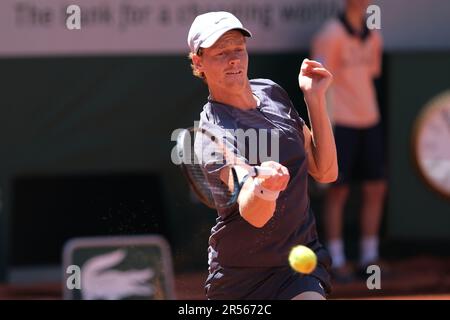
{"left": 197, "top": 79, "right": 327, "bottom": 279}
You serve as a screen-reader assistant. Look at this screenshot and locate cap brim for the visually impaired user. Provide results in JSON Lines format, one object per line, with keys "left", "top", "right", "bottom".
{"left": 200, "top": 27, "right": 252, "bottom": 50}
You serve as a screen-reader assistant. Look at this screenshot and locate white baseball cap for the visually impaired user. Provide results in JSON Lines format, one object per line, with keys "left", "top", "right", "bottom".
{"left": 187, "top": 11, "right": 252, "bottom": 54}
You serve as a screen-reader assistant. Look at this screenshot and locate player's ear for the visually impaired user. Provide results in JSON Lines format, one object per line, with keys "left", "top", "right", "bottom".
{"left": 192, "top": 53, "right": 203, "bottom": 71}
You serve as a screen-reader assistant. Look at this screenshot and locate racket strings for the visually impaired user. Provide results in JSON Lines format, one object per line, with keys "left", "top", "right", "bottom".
{"left": 178, "top": 127, "right": 247, "bottom": 209}
{"left": 189, "top": 153, "right": 234, "bottom": 208}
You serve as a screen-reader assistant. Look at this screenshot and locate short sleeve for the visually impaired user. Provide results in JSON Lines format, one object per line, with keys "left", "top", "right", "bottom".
{"left": 288, "top": 106, "right": 306, "bottom": 148}
{"left": 268, "top": 81, "right": 306, "bottom": 136}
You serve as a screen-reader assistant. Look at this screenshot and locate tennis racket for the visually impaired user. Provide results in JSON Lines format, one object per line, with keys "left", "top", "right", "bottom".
{"left": 175, "top": 127, "right": 276, "bottom": 209}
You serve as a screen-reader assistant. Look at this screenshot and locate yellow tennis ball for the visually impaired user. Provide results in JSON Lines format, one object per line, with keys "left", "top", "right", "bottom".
{"left": 289, "top": 245, "right": 317, "bottom": 274}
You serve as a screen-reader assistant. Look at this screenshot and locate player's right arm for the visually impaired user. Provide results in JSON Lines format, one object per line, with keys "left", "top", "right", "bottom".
{"left": 219, "top": 161, "right": 290, "bottom": 228}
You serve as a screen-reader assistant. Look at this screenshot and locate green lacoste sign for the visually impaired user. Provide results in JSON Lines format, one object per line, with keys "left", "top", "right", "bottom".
{"left": 63, "top": 235, "right": 175, "bottom": 300}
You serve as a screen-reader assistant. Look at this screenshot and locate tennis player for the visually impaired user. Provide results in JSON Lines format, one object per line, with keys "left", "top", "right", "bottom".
{"left": 187, "top": 11, "right": 337, "bottom": 300}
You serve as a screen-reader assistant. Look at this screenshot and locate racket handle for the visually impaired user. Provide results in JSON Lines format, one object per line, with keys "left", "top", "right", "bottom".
{"left": 252, "top": 166, "right": 277, "bottom": 178}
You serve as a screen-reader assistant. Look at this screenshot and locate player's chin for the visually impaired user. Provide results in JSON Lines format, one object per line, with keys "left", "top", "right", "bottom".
{"left": 224, "top": 78, "right": 246, "bottom": 89}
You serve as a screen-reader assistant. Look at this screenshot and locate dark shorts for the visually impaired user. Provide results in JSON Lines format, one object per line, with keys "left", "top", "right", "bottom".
{"left": 333, "top": 123, "right": 386, "bottom": 185}
{"left": 205, "top": 267, "right": 326, "bottom": 300}
{"left": 204, "top": 247, "right": 332, "bottom": 300}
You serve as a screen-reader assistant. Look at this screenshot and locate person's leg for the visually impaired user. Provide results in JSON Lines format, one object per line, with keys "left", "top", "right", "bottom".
{"left": 291, "top": 291, "right": 326, "bottom": 300}
{"left": 359, "top": 123, "right": 387, "bottom": 267}
{"left": 324, "top": 185, "right": 350, "bottom": 268}
{"left": 284, "top": 274, "right": 327, "bottom": 300}
{"left": 360, "top": 179, "right": 386, "bottom": 266}
{"left": 323, "top": 126, "right": 357, "bottom": 271}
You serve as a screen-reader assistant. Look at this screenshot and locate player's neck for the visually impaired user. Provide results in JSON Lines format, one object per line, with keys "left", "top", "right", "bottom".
{"left": 345, "top": 8, "right": 365, "bottom": 33}
{"left": 209, "top": 82, "right": 257, "bottom": 110}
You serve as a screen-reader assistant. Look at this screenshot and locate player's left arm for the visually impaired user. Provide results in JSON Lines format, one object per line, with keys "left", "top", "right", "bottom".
{"left": 299, "top": 58, "right": 338, "bottom": 183}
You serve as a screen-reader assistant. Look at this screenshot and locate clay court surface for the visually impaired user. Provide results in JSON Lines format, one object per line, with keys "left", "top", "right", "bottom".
{"left": 0, "top": 255, "right": 449, "bottom": 300}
